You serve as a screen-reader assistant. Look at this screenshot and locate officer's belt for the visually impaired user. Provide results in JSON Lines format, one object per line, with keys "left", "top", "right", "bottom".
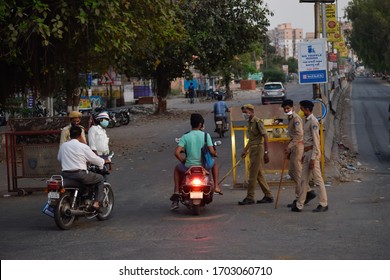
{"left": 304, "top": 145, "right": 313, "bottom": 152}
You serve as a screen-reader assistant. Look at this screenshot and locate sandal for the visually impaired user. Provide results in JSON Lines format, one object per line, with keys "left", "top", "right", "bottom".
{"left": 214, "top": 188, "right": 223, "bottom": 195}
{"left": 93, "top": 201, "right": 103, "bottom": 213}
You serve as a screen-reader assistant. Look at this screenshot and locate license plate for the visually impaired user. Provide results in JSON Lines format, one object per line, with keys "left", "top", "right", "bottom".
{"left": 216, "top": 121, "right": 223, "bottom": 124}
{"left": 48, "top": 192, "right": 60, "bottom": 199}
{"left": 190, "top": 191, "right": 203, "bottom": 199}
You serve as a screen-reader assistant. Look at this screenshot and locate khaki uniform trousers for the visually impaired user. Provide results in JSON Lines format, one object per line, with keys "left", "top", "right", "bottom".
{"left": 288, "top": 144, "right": 303, "bottom": 197}
{"left": 246, "top": 144, "right": 272, "bottom": 200}
{"left": 296, "top": 150, "right": 328, "bottom": 209}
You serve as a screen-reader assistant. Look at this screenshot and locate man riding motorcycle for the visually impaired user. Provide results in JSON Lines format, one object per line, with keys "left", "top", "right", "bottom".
{"left": 212, "top": 94, "right": 230, "bottom": 131}
{"left": 170, "top": 113, "right": 222, "bottom": 210}
{"left": 57, "top": 125, "right": 109, "bottom": 212}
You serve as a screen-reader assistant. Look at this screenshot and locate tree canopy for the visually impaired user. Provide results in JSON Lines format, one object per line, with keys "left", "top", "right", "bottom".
{"left": 0, "top": 0, "right": 273, "bottom": 113}
{"left": 345, "top": 0, "right": 390, "bottom": 71}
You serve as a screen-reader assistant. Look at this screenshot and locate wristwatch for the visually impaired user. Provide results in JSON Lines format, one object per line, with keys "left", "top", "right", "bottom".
{"left": 264, "top": 151, "right": 268, "bottom": 155}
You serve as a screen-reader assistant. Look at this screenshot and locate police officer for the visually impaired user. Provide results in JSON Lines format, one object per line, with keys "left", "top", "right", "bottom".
{"left": 281, "top": 99, "right": 316, "bottom": 207}
{"left": 59, "top": 111, "right": 87, "bottom": 146}
{"left": 238, "top": 104, "right": 274, "bottom": 205}
{"left": 291, "top": 100, "right": 328, "bottom": 212}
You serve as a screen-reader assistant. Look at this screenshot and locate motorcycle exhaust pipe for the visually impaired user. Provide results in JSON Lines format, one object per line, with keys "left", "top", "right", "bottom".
{"left": 66, "top": 208, "right": 90, "bottom": 216}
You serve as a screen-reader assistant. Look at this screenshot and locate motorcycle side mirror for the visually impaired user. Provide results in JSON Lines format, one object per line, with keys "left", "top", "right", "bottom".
{"left": 214, "top": 140, "right": 222, "bottom": 146}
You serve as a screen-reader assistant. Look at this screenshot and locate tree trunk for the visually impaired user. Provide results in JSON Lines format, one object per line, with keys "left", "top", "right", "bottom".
{"left": 154, "top": 64, "right": 171, "bottom": 114}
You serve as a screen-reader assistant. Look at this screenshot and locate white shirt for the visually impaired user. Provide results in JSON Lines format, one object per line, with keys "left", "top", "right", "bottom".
{"left": 57, "top": 139, "right": 105, "bottom": 171}
{"left": 88, "top": 125, "right": 109, "bottom": 155}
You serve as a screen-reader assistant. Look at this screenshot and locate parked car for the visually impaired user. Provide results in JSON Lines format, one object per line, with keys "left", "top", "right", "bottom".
{"left": 261, "top": 82, "right": 287, "bottom": 105}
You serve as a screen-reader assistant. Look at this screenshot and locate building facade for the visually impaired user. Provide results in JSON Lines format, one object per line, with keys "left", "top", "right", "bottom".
{"left": 267, "top": 23, "right": 305, "bottom": 59}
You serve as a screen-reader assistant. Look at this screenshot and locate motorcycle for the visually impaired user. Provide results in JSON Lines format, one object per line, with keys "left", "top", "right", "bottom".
{"left": 119, "top": 108, "right": 131, "bottom": 125}
{"left": 42, "top": 158, "right": 114, "bottom": 230}
{"left": 173, "top": 138, "right": 221, "bottom": 215}
{"left": 214, "top": 116, "right": 228, "bottom": 138}
{"left": 0, "top": 108, "right": 6, "bottom": 126}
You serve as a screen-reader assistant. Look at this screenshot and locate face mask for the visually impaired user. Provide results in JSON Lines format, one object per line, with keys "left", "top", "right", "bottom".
{"left": 242, "top": 113, "right": 250, "bottom": 121}
{"left": 100, "top": 119, "right": 109, "bottom": 127}
{"left": 284, "top": 110, "right": 293, "bottom": 116}
{"left": 298, "top": 110, "right": 305, "bottom": 118}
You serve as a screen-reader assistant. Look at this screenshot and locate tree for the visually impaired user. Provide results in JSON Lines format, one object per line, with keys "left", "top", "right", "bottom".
{"left": 119, "top": 0, "right": 271, "bottom": 112}
{"left": 345, "top": 0, "right": 390, "bottom": 72}
{"left": 183, "top": 0, "right": 271, "bottom": 97}
{"left": 0, "top": 0, "right": 180, "bottom": 111}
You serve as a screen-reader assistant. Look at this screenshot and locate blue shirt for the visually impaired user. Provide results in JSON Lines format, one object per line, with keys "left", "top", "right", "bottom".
{"left": 213, "top": 101, "right": 229, "bottom": 117}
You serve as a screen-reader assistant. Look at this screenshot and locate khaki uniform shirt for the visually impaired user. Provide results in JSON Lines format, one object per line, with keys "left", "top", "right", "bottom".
{"left": 59, "top": 124, "right": 86, "bottom": 146}
{"left": 246, "top": 116, "right": 267, "bottom": 146}
{"left": 303, "top": 114, "right": 321, "bottom": 160}
{"left": 287, "top": 112, "right": 304, "bottom": 149}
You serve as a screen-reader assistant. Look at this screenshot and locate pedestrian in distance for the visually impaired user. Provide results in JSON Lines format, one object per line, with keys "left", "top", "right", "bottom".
{"left": 291, "top": 100, "right": 328, "bottom": 213}
{"left": 59, "top": 111, "right": 87, "bottom": 146}
{"left": 281, "top": 99, "right": 316, "bottom": 208}
{"left": 238, "top": 104, "right": 274, "bottom": 205}
{"left": 188, "top": 82, "right": 195, "bottom": 104}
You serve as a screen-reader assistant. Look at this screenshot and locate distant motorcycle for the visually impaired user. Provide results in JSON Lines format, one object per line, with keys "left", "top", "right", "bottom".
{"left": 0, "top": 109, "right": 6, "bottom": 126}
{"left": 214, "top": 116, "right": 228, "bottom": 138}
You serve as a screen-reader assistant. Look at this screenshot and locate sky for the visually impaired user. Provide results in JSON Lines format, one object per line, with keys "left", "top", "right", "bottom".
{"left": 265, "top": 0, "right": 351, "bottom": 34}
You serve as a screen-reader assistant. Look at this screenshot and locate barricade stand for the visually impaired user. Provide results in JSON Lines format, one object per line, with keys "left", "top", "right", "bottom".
{"left": 229, "top": 103, "right": 326, "bottom": 187}
{"left": 4, "top": 116, "right": 89, "bottom": 195}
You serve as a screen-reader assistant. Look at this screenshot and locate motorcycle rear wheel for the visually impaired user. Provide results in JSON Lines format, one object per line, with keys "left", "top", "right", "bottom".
{"left": 97, "top": 184, "right": 114, "bottom": 221}
{"left": 54, "top": 194, "right": 75, "bottom": 230}
{"left": 121, "top": 115, "right": 130, "bottom": 125}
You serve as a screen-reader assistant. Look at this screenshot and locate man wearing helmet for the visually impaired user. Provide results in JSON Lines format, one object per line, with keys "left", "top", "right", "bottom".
{"left": 88, "top": 112, "right": 110, "bottom": 158}
{"left": 60, "top": 111, "right": 87, "bottom": 146}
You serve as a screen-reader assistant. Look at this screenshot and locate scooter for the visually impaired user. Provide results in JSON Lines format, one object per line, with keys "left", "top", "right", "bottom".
{"left": 172, "top": 138, "right": 221, "bottom": 215}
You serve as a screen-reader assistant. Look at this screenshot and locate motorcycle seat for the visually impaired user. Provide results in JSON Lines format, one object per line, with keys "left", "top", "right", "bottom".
{"left": 62, "top": 178, "right": 83, "bottom": 188}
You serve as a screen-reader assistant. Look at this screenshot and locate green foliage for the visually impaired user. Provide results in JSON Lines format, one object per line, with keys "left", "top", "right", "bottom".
{"left": 262, "top": 68, "right": 285, "bottom": 83}
{"left": 0, "top": 0, "right": 181, "bottom": 104}
{"left": 345, "top": 0, "right": 390, "bottom": 71}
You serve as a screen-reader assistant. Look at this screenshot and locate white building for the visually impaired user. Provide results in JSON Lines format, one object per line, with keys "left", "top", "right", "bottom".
{"left": 267, "top": 23, "right": 306, "bottom": 59}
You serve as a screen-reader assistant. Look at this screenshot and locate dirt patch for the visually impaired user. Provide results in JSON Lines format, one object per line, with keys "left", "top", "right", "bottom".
{"left": 330, "top": 82, "right": 363, "bottom": 183}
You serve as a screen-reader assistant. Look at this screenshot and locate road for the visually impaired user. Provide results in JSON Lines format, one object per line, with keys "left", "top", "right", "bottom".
{"left": 0, "top": 80, "right": 389, "bottom": 261}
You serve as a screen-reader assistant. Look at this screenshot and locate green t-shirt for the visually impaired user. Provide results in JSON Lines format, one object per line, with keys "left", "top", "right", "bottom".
{"left": 178, "top": 130, "right": 213, "bottom": 167}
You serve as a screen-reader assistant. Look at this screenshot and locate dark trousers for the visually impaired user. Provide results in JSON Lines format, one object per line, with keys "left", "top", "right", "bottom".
{"left": 61, "top": 170, "right": 105, "bottom": 202}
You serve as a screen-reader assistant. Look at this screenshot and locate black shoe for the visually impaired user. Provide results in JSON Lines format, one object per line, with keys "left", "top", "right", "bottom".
{"left": 304, "top": 190, "right": 317, "bottom": 205}
{"left": 312, "top": 205, "right": 328, "bottom": 212}
{"left": 238, "top": 198, "right": 255, "bottom": 205}
{"left": 291, "top": 205, "right": 302, "bottom": 212}
{"left": 257, "top": 196, "right": 274, "bottom": 204}
{"left": 287, "top": 199, "right": 297, "bottom": 208}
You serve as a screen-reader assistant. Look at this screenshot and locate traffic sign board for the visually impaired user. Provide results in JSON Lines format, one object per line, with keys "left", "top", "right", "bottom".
{"left": 298, "top": 38, "right": 328, "bottom": 84}
{"left": 99, "top": 72, "right": 113, "bottom": 85}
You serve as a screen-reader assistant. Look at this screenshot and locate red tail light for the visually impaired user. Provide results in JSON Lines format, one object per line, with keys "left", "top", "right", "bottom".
{"left": 46, "top": 180, "right": 62, "bottom": 191}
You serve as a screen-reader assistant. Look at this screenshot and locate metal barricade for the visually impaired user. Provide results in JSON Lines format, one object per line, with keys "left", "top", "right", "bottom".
{"left": 229, "top": 103, "right": 325, "bottom": 187}
{"left": 4, "top": 116, "right": 89, "bottom": 195}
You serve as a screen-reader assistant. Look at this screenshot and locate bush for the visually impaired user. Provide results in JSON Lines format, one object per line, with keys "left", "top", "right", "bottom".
{"left": 262, "top": 69, "right": 285, "bottom": 83}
